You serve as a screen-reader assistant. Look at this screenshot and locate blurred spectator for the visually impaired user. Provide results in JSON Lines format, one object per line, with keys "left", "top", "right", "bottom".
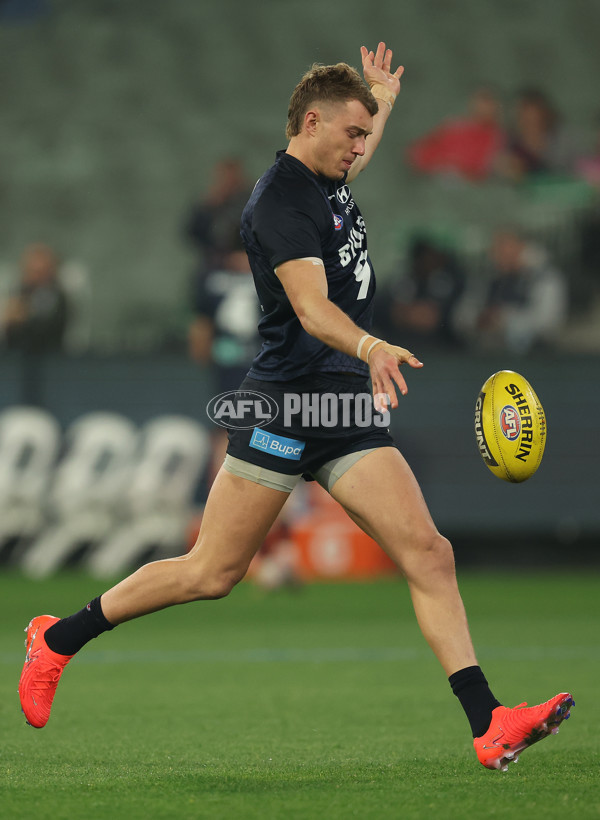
{"left": 188, "top": 236, "right": 260, "bottom": 392}
{"left": 575, "top": 117, "right": 600, "bottom": 285}
{"left": 575, "top": 115, "right": 600, "bottom": 188}
{"left": 498, "top": 88, "right": 576, "bottom": 182}
{"left": 577, "top": 205, "right": 600, "bottom": 286}
{"left": 0, "top": 242, "right": 70, "bottom": 406}
{"left": 183, "top": 157, "right": 253, "bottom": 272}
{"left": 189, "top": 234, "right": 260, "bottom": 483}
{"left": 250, "top": 517, "right": 302, "bottom": 591}
{"left": 475, "top": 228, "right": 568, "bottom": 353}
{"left": 374, "top": 236, "right": 465, "bottom": 350}
{"left": 406, "top": 88, "right": 505, "bottom": 182}
{"left": 1, "top": 243, "right": 69, "bottom": 354}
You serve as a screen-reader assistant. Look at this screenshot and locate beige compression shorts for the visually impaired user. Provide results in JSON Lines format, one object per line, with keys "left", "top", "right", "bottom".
{"left": 223, "top": 447, "right": 381, "bottom": 494}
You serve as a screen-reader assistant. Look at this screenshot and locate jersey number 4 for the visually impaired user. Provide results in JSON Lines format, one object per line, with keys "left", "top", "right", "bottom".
{"left": 354, "top": 251, "right": 371, "bottom": 300}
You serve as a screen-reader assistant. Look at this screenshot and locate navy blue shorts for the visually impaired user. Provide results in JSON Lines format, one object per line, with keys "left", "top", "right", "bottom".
{"left": 225, "top": 372, "right": 395, "bottom": 480}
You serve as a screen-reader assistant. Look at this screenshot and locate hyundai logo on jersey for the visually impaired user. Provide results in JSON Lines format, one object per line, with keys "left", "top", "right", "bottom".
{"left": 336, "top": 185, "right": 350, "bottom": 204}
{"left": 249, "top": 428, "right": 306, "bottom": 460}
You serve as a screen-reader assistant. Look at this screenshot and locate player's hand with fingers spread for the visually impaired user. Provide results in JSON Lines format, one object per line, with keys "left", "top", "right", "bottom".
{"left": 361, "top": 42, "right": 404, "bottom": 108}
{"left": 356, "top": 334, "right": 423, "bottom": 412}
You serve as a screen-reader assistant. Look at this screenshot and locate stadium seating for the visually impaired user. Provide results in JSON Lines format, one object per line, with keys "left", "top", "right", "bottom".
{"left": 87, "top": 415, "right": 210, "bottom": 577}
{"left": 1, "top": 1, "right": 599, "bottom": 348}
{"left": 1, "top": 5, "right": 600, "bottom": 560}
{"left": 21, "top": 412, "right": 139, "bottom": 577}
{"left": 17, "top": 412, "right": 210, "bottom": 578}
{"left": 0, "top": 406, "right": 61, "bottom": 561}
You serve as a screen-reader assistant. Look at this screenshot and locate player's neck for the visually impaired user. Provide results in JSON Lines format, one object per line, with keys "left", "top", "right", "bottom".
{"left": 285, "top": 139, "right": 318, "bottom": 176}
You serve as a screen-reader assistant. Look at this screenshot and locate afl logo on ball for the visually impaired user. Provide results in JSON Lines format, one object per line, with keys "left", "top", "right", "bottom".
{"left": 333, "top": 214, "right": 344, "bottom": 230}
{"left": 499, "top": 405, "right": 521, "bottom": 440}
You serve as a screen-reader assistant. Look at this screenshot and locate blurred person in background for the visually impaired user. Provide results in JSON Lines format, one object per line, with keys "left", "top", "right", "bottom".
{"left": 183, "top": 157, "right": 253, "bottom": 273}
{"left": 576, "top": 117, "right": 600, "bottom": 283}
{"left": 188, "top": 231, "right": 261, "bottom": 480}
{"left": 498, "top": 88, "right": 576, "bottom": 182}
{"left": 575, "top": 113, "right": 600, "bottom": 188}
{"left": 406, "top": 87, "right": 505, "bottom": 182}
{"left": 2, "top": 243, "right": 68, "bottom": 354}
{"left": 475, "top": 227, "right": 568, "bottom": 353}
{"left": 374, "top": 236, "right": 465, "bottom": 350}
{"left": 188, "top": 232, "right": 261, "bottom": 392}
{"left": 1, "top": 243, "right": 69, "bottom": 405}
{"left": 249, "top": 517, "right": 301, "bottom": 591}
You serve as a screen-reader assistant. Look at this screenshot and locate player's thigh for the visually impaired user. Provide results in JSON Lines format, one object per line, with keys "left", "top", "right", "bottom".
{"left": 189, "top": 466, "right": 290, "bottom": 574}
{"left": 329, "top": 446, "right": 440, "bottom": 563}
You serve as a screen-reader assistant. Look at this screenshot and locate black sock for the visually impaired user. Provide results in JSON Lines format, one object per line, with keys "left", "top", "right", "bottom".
{"left": 449, "top": 665, "right": 502, "bottom": 738}
{"left": 44, "top": 597, "right": 115, "bottom": 656}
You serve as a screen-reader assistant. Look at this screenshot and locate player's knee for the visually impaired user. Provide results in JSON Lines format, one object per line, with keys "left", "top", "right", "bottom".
{"left": 182, "top": 565, "right": 244, "bottom": 601}
{"left": 430, "top": 533, "right": 456, "bottom": 575}
{"left": 201, "top": 574, "right": 238, "bottom": 600}
{"left": 405, "top": 529, "right": 455, "bottom": 580}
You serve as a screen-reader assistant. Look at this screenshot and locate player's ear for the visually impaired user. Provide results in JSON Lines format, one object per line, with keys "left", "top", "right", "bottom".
{"left": 304, "top": 109, "right": 320, "bottom": 135}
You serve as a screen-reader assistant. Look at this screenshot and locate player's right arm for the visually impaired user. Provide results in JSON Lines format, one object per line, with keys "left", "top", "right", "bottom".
{"left": 275, "top": 258, "right": 422, "bottom": 409}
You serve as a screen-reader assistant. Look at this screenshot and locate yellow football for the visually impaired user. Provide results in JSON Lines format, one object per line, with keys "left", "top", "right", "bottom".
{"left": 474, "top": 370, "right": 546, "bottom": 482}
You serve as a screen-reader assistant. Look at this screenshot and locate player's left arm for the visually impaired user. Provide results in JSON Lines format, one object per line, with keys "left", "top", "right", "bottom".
{"left": 347, "top": 42, "right": 404, "bottom": 182}
{"left": 275, "top": 258, "right": 422, "bottom": 409}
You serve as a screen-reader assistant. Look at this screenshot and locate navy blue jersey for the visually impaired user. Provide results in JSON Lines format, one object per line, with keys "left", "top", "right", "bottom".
{"left": 240, "top": 151, "right": 375, "bottom": 381}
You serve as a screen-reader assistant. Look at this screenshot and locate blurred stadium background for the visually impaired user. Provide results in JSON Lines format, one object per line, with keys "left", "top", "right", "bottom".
{"left": 2, "top": 5, "right": 599, "bottom": 818}
{"left": 1, "top": 0, "right": 600, "bottom": 579}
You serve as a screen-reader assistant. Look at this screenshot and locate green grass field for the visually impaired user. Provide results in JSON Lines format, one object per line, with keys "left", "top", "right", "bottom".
{"left": 1, "top": 570, "right": 598, "bottom": 819}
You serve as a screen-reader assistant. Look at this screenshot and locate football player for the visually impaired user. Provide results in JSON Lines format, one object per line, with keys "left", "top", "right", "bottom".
{"left": 20, "top": 43, "right": 572, "bottom": 770}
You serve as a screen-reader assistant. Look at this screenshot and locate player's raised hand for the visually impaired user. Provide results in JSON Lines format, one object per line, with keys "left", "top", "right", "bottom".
{"left": 368, "top": 342, "right": 423, "bottom": 411}
{"left": 360, "top": 42, "right": 404, "bottom": 98}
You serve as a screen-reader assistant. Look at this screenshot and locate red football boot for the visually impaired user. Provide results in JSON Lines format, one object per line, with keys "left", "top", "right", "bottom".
{"left": 474, "top": 692, "right": 574, "bottom": 771}
{"left": 18, "top": 615, "right": 74, "bottom": 728}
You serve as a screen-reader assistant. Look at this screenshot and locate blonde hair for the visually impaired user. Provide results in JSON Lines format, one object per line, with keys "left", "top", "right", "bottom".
{"left": 286, "top": 62, "right": 378, "bottom": 139}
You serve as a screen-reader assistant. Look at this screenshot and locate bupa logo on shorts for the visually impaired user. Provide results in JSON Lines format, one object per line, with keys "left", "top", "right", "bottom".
{"left": 500, "top": 405, "right": 521, "bottom": 441}
{"left": 333, "top": 214, "right": 344, "bottom": 231}
{"left": 336, "top": 185, "right": 350, "bottom": 205}
{"left": 249, "top": 428, "right": 305, "bottom": 461}
{"left": 206, "top": 391, "right": 279, "bottom": 430}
